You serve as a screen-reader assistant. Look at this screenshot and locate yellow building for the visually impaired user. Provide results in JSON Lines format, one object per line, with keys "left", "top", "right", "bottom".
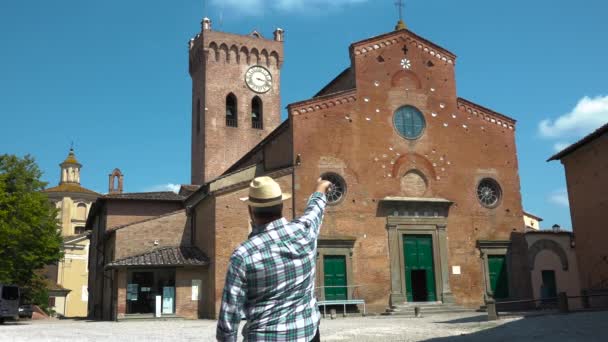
{"left": 524, "top": 211, "right": 544, "bottom": 231}
{"left": 43, "top": 149, "right": 99, "bottom": 317}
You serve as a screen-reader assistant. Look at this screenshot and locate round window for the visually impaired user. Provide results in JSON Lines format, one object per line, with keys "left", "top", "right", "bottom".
{"left": 321, "top": 172, "right": 347, "bottom": 205}
{"left": 393, "top": 105, "right": 426, "bottom": 140}
{"left": 477, "top": 178, "right": 502, "bottom": 208}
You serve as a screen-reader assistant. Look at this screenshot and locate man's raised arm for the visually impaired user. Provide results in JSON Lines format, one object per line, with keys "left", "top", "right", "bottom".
{"left": 293, "top": 178, "right": 332, "bottom": 237}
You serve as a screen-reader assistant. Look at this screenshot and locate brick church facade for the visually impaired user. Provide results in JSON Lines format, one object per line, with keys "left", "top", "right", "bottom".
{"left": 186, "top": 17, "right": 532, "bottom": 316}
{"left": 89, "top": 16, "right": 534, "bottom": 320}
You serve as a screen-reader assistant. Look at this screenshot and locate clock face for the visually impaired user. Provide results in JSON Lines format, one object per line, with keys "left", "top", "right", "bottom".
{"left": 245, "top": 66, "right": 272, "bottom": 93}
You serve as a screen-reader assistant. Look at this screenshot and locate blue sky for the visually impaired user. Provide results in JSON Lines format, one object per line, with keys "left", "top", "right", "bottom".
{"left": 1, "top": 0, "right": 607, "bottom": 229}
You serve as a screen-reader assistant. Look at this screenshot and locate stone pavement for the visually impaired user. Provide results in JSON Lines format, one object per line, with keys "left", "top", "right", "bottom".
{"left": 1, "top": 311, "right": 607, "bottom": 342}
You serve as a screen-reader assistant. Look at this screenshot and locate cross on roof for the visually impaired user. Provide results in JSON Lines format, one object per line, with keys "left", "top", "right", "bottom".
{"left": 395, "top": 0, "right": 405, "bottom": 21}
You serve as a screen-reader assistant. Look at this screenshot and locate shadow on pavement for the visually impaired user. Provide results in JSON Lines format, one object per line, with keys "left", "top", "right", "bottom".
{"left": 424, "top": 312, "right": 608, "bottom": 342}
{"left": 434, "top": 315, "right": 489, "bottom": 324}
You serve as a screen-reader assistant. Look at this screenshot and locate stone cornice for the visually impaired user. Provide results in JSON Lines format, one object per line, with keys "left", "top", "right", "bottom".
{"left": 351, "top": 29, "right": 456, "bottom": 66}
{"left": 457, "top": 98, "right": 516, "bottom": 130}
{"left": 289, "top": 90, "right": 357, "bottom": 116}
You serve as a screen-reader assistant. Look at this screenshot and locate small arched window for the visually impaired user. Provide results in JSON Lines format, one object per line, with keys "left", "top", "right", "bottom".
{"left": 226, "top": 93, "right": 238, "bottom": 127}
{"left": 251, "top": 96, "right": 263, "bottom": 129}
{"left": 76, "top": 203, "right": 87, "bottom": 221}
{"left": 196, "top": 99, "right": 201, "bottom": 134}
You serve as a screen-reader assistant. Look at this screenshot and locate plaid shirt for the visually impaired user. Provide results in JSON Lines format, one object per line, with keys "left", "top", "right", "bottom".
{"left": 217, "top": 192, "right": 327, "bottom": 342}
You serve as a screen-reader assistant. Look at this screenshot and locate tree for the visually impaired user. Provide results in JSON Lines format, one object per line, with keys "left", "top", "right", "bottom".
{"left": 0, "top": 154, "right": 62, "bottom": 305}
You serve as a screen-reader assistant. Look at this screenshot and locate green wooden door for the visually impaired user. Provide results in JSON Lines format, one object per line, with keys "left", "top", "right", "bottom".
{"left": 324, "top": 255, "right": 347, "bottom": 300}
{"left": 404, "top": 235, "right": 437, "bottom": 302}
{"left": 488, "top": 255, "right": 509, "bottom": 299}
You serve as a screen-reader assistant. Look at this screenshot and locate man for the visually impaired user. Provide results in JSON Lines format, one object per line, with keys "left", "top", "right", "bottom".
{"left": 217, "top": 176, "right": 332, "bottom": 342}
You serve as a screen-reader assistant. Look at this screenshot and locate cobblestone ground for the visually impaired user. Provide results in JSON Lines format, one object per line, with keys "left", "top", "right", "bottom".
{"left": 1, "top": 311, "right": 607, "bottom": 342}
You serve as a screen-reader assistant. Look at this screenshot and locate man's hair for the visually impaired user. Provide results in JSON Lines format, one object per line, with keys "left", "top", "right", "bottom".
{"left": 251, "top": 204, "right": 283, "bottom": 221}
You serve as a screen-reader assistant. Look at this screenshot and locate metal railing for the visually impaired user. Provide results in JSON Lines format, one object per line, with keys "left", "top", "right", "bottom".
{"left": 252, "top": 120, "right": 263, "bottom": 129}
{"left": 226, "top": 117, "right": 238, "bottom": 127}
{"left": 314, "top": 285, "right": 364, "bottom": 301}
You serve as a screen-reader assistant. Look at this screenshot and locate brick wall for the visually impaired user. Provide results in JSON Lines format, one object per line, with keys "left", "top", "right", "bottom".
{"left": 113, "top": 210, "right": 188, "bottom": 260}
{"left": 561, "top": 133, "right": 608, "bottom": 290}
{"left": 106, "top": 200, "right": 183, "bottom": 230}
{"left": 175, "top": 268, "right": 202, "bottom": 319}
{"left": 116, "top": 270, "right": 126, "bottom": 319}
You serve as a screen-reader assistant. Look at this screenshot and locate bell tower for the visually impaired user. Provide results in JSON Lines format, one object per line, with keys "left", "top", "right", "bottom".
{"left": 189, "top": 18, "right": 284, "bottom": 185}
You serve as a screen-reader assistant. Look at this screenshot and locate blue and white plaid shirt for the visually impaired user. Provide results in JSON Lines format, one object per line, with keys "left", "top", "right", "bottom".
{"left": 217, "top": 192, "right": 327, "bottom": 342}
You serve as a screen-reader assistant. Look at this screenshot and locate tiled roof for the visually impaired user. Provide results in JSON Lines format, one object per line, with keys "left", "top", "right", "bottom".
{"left": 102, "top": 191, "right": 184, "bottom": 201}
{"left": 179, "top": 185, "right": 201, "bottom": 197}
{"left": 106, "top": 246, "right": 210, "bottom": 268}
{"left": 43, "top": 183, "right": 100, "bottom": 196}
{"left": 548, "top": 122, "right": 608, "bottom": 161}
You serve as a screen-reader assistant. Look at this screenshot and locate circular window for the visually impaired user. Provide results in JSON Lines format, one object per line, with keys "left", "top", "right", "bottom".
{"left": 321, "top": 172, "right": 347, "bottom": 205}
{"left": 393, "top": 105, "right": 426, "bottom": 140}
{"left": 477, "top": 178, "right": 502, "bottom": 208}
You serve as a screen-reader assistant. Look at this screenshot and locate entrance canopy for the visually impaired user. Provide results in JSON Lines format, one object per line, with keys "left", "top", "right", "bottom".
{"left": 106, "top": 246, "right": 210, "bottom": 269}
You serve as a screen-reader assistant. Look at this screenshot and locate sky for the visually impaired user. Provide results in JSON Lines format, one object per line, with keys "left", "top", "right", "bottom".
{"left": 1, "top": 0, "right": 607, "bottom": 230}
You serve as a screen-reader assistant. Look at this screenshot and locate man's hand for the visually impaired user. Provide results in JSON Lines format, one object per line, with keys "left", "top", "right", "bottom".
{"left": 316, "top": 178, "right": 333, "bottom": 194}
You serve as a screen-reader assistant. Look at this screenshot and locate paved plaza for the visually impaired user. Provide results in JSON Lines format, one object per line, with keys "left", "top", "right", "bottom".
{"left": 1, "top": 311, "right": 607, "bottom": 342}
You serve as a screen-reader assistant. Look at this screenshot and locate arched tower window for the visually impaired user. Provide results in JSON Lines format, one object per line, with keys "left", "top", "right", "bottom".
{"left": 251, "top": 96, "right": 263, "bottom": 129}
{"left": 226, "top": 93, "right": 238, "bottom": 127}
{"left": 196, "top": 99, "right": 201, "bottom": 134}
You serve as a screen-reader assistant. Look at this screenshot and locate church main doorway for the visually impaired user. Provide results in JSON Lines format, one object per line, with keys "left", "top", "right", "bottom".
{"left": 403, "top": 235, "right": 437, "bottom": 302}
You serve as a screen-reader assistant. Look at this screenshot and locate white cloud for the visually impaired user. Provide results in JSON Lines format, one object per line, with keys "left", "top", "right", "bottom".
{"left": 548, "top": 189, "right": 569, "bottom": 207}
{"left": 539, "top": 95, "right": 608, "bottom": 139}
{"left": 146, "top": 183, "right": 181, "bottom": 193}
{"left": 553, "top": 142, "right": 571, "bottom": 152}
{"left": 210, "top": 0, "right": 368, "bottom": 15}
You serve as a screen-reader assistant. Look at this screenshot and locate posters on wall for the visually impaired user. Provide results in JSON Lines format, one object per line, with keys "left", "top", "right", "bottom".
{"left": 127, "top": 284, "right": 138, "bottom": 301}
{"left": 162, "top": 287, "right": 175, "bottom": 314}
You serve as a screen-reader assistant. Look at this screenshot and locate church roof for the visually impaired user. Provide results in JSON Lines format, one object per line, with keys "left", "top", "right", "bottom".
{"left": 102, "top": 191, "right": 184, "bottom": 201}
{"left": 43, "top": 183, "right": 100, "bottom": 196}
{"left": 548, "top": 121, "right": 608, "bottom": 161}
{"left": 314, "top": 67, "right": 355, "bottom": 98}
{"left": 106, "top": 246, "right": 210, "bottom": 268}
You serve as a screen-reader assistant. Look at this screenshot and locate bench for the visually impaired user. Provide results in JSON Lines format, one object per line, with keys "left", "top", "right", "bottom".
{"left": 317, "top": 299, "right": 366, "bottom": 317}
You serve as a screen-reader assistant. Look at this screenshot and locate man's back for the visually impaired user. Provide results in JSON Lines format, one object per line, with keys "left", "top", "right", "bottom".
{"left": 217, "top": 192, "right": 327, "bottom": 342}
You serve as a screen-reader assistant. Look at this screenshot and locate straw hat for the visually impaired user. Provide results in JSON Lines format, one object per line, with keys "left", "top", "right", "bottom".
{"left": 240, "top": 176, "right": 292, "bottom": 207}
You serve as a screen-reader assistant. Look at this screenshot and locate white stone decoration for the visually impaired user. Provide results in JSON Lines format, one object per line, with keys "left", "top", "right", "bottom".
{"left": 440, "top": 103, "right": 446, "bottom": 109}
{"left": 432, "top": 112, "right": 438, "bottom": 117}
{"left": 364, "top": 97, "right": 370, "bottom": 102}
{"left": 463, "top": 124, "right": 468, "bottom": 129}
{"left": 376, "top": 109, "right": 380, "bottom": 113}
{"left": 366, "top": 117, "right": 371, "bottom": 121}
{"left": 443, "top": 123, "right": 448, "bottom": 127}
{"left": 401, "top": 58, "right": 412, "bottom": 69}
{"left": 452, "top": 266, "right": 461, "bottom": 275}
{"left": 431, "top": 88, "right": 436, "bottom": 92}
{"left": 374, "top": 81, "right": 380, "bottom": 87}
{"left": 452, "top": 114, "right": 457, "bottom": 119}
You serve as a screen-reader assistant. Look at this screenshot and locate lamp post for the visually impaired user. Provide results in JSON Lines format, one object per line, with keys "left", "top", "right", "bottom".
{"left": 552, "top": 224, "right": 561, "bottom": 232}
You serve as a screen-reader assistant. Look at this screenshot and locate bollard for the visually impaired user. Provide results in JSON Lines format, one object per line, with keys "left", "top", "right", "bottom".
{"left": 414, "top": 306, "right": 421, "bottom": 318}
{"left": 486, "top": 299, "right": 499, "bottom": 321}
{"left": 330, "top": 308, "right": 337, "bottom": 320}
{"left": 558, "top": 292, "right": 569, "bottom": 313}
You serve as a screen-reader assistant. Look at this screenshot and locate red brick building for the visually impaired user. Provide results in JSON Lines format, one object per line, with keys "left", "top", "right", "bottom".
{"left": 549, "top": 122, "right": 608, "bottom": 301}
{"left": 187, "top": 18, "right": 531, "bottom": 317}
{"left": 89, "top": 17, "right": 533, "bottom": 320}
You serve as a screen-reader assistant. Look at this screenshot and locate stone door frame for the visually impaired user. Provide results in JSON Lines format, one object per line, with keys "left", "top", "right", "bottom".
{"left": 316, "top": 237, "right": 356, "bottom": 301}
{"left": 477, "top": 240, "right": 512, "bottom": 301}
{"left": 387, "top": 216, "right": 453, "bottom": 305}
